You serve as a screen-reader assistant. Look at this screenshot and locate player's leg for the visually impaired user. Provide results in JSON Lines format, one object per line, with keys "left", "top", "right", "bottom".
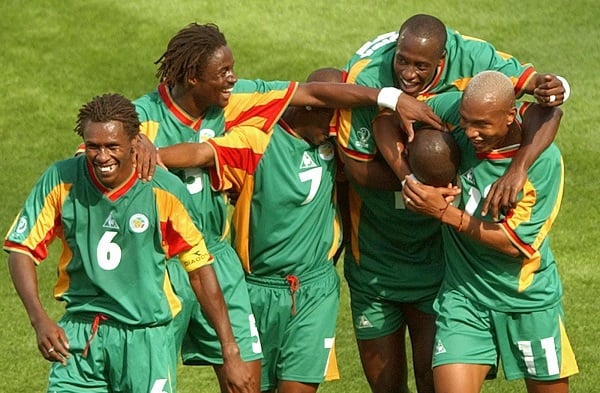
{"left": 433, "top": 363, "right": 490, "bottom": 393}
{"left": 524, "top": 378, "right": 570, "bottom": 393}
{"left": 356, "top": 327, "right": 409, "bottom": 393}
{"left": 403, "top": 303, "right": 436, "bottom": 393}
{"left": 276, "top": 381, "right": 319, "bottom": 393}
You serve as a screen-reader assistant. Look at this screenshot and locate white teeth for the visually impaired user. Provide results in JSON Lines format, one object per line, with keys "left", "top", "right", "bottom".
{"left": 99, "top": 165, "right": 115, "bottom": 173}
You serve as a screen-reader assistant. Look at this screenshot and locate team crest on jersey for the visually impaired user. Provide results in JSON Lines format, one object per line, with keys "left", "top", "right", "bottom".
{"left": 318, "top": 142, "right": 335, "bottom": 161}
{"left": 300, "top": 152, "right": 317, "bottom": 169}
{"left": 103, "top": 211, "right": 120, "bottom": 230}
{"left": 198, "top": 128, "right": 216, "bottom": 141}
{"left": 16, "top": 217, "right": 28, "bottom": 234}
{"left": 129, "top": 213, "right": 149, "bottom": 233}
{"left": 355, "top": 127, "right": 372, "bottom": 149}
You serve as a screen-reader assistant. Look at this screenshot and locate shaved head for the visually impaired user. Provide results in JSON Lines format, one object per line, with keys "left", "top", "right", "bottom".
{"left": 463, "top": 71, "right": 515, "bottom": 111}
{"left": 306, "top": 67, "right": 344, "bottom": 83}
{"left": 407, "top": 127, "right": 460, "bottom": 186}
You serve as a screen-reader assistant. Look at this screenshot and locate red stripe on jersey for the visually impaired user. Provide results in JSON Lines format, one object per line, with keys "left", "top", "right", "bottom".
{"left": 513, "top": 66, "right": 536, "bottom": 98}
{"left": 420, "top": 57, "right": 447, "bottom": 94}
{"left": 160, "top": 219, "right": 194, "bottom": 259}
{"left": 339, "top": 144, "right": 375, "bottom": 162}
{"left": 225, "top": 82, "right": 297, "bottom": 131}
{"left": 501, "top": 219, "right": 536, "bottom": 257}
{"left": 158, "top": 83, "right": 202, "bottom": 130}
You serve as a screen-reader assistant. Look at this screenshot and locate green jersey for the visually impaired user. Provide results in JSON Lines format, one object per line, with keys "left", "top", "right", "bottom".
{"left": 135, "top": 80, "right": 296, "bottom": 247}
{"left": 445, "top": 131, "right": 564, "bottom": 313}
{"left": 4, "top": 156, "right": 211, "bottom": 326}
{"left": 208, "top": 121, "right": 341, "bottom": 278}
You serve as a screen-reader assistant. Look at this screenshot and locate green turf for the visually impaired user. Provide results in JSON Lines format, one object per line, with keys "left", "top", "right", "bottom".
{"left": 1, "top": 1, "right": 597, "bottom": 392}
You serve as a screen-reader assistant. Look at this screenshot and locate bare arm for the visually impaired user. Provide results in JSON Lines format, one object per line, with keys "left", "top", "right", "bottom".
{"left": 188, "top": 265, "right": 255, "bottom": 392}
{"left": 482, "top": 105, "right": 562, "bottom": 220}
{"left": 402, "top": 177, "right": 521, "bottom": 256}
{"left": 8, "top": 252, "right": 70, "bottom": 364}
{"left": 342, "top": 153, "right": 403, "bottom": 191}
{"left": 372, "top": 111, "right": 412, "bottom": 182}
{"left": 157, "top": 142, "right": 216, "bottom": 169}
{"left": 292, "top": 83, "right": 443, "bottom": 135}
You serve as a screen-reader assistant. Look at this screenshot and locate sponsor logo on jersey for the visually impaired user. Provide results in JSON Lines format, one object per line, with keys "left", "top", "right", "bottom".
{"left": 129, "top": 213, "right": 149, "bottom": 233}
{"left": 356, "top": 315, "right": 373, "bottom": 329}
{"left": 318, "top": 142, "right": 335, "bottom": 161}
{"left": 300, "top": 152, "right": 317, "bottom": 169}
{"left": 434, "top": 339, "right": 447, "bottom": 355}
{"left": 355, "top": 127, "right": 372, "bottom": 149}
{"left": 103, "top": 211, "right": 120, "bottom": 230}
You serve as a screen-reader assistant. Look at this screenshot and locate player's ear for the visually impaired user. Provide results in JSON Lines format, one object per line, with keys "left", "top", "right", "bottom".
{"left": 507, "top": 106, "right": 517, "bottom": 126}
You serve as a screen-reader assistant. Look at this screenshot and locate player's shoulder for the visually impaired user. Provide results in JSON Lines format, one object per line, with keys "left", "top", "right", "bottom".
{"left": 233, "top": 78, "right": 292, "bottom": 94}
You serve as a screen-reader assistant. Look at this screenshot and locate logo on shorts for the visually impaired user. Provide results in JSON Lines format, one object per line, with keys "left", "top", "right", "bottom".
{"left": 129, "top": 213, "right": 149, "bottom": 233}
{"left": 434, "top": 339, "right": 447, "bottom": 355}
{"left": 356, "top": 315, "right": 373, "bottom": 329}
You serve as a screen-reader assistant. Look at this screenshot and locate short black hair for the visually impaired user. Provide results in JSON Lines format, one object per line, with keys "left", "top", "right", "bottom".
{"left": 74, "top": 93, "right": 140, "bottom": 138}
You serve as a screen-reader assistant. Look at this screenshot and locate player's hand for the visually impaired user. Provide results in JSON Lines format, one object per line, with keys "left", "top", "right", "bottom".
{"left": 33, "top": 314, "right": 70, "bottom": 365}
{"left": 533, "top": 74, "right": 566, "bottom": 107}
{"left": 134, "top": 134, "right": 159, "bottom": 182}
{"left": 221, "top": 344, "right": 257, "bottom": 393}
{"left": 402, "top": 176, "right": 460, "bottom": 218}
{"left": 395, "top": 94, "right": 444, "bottom": 142}
{"left": 481, "top": 164, "right": 526, "bottom": 221}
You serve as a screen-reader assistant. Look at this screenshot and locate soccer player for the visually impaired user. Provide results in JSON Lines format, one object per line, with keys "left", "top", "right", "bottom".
{"left": 337, "top": 14, "right": 568, "bottom": 393}
{"left": 131, "top": 22, "right": 443, "bottom": 393}
{"left": 402, "top": 70, "right": 578, "bottom": 393}
{"left": 4, "top": 94, "right": 250, "bottom": 393}
{"left": 155, "top": 67, "right": 353, "bottom": 393}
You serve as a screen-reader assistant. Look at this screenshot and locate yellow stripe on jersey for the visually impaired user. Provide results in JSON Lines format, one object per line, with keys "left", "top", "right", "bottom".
{"left": 163, "top": 270, "right": 182, "bottom": 318}
{"left": 140, "top": 120, "right": 160, "bottom": 143}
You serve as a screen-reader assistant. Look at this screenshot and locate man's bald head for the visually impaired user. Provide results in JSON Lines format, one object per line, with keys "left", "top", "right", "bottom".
{"left": 463, "top": 71, "right": 515, "bottom": 112}
{"left": 407, "top": 127, "right": 460, "bottom": 187}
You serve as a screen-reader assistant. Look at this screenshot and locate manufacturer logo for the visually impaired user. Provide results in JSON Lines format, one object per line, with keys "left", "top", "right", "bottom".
{"left": 103, "top": 211, "right": 120, "bottom": 230}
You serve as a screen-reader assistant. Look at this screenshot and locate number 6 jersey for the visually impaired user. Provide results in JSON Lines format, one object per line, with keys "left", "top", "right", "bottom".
{"left": 4, "top": 155, "right": 212, "bottom": 326}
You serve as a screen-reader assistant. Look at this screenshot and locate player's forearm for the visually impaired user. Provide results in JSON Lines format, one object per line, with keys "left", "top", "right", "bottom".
{"left": 8, "top": 253, "right": 50, "bottom": 327}
{"left": 343, "top": 156, "right": 403, "bottom": 190}
{"left": 440, "top": 206, "right": 521, "bottom": 257}
{"left": 188, "top": 266, "right": 240, "bottom": 358}
{"left": 293, "top": 82, "right": 381, "bottom": 108}
{"left": 158, "top": 143, "right": 215, "bottom": 169}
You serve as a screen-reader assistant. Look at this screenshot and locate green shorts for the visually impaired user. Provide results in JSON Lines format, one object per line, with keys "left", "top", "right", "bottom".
{"left": 247, "top": 263, "right": 340, "bottom": 391}
{"left": 180, "top": 243, "right": 263, "bottom": 365}
{"left": 433, "top": 289, "right": 579, "bottom": 381}
{"left": 48, "top": 313, "right": 176, "bottom": 393}
{"left": 344, "top": 252, "right": 438, "bottom": 340}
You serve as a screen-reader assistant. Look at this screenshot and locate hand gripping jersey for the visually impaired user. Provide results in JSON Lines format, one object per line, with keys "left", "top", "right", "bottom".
{"left": 207, "top": 121, "right": 341, "bottom": 278}
{"left": 4, "top": 156, "right": 211, "bottom": 326}
{"left": 134, "top": 80, "right": 297, "bottom": 247}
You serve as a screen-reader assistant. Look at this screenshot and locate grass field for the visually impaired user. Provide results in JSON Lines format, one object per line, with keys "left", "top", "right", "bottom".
{"left": 1, "top": 1, "right": 598, "bottom": 392}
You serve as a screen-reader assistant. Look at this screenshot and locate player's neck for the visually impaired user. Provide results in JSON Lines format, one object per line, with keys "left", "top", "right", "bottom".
{"left": 170, "top": 84, "right": 208, "bottom": 119}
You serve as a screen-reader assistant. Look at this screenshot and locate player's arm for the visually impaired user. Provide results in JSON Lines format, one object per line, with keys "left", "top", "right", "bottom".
{"left": 291, "top": 82, "right": 443, "bottom": 135}
{"left": 134, "top": 133, "right": 159, "bottom": 181}
{"left": 157, "top": 142, "right": 216, "bottom": 169}
{"left": 402, "top": 178, "right": 521, "bottom": 257}
{"left": 341, "top": 153, "right": 403, "bottom": 191}
{"left": 186, "top": 264, "right": 255, "bottom": 392}
{"left": 8, "top": 252, "right": 70, "bottom": 365}
{"left": 371, "top": 110, "right": 412, "bottom": 182}
{"left": 482, "top": 104, "right": 562, "bottom": 220}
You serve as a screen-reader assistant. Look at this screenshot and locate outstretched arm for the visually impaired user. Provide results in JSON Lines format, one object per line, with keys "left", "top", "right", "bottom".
{"left": 188, "top": 265, "right": 255, "bottom": 393}
{"left": 157, "top": 142, "right": 216, "bottom": 169}
{"left": 292, "top": 83, "right": 443, "bottom": 135}
{"left": 482, "top": 105, "right": 562, "bottom": 220}
{"left": 8, "top": 252, "right": 70, "bottom": 365}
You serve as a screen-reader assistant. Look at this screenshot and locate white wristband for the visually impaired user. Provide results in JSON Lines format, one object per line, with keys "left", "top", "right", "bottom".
{"left": 377, "top": 87, "right": 402, "bottom": 110}
{"left": 556, "top": 75, "right": 570, "bottom": 102}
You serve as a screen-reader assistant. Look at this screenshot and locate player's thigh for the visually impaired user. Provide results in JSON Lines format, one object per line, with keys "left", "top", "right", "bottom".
{"left": 433, "top": 363, "right": 490, "bottom": 393}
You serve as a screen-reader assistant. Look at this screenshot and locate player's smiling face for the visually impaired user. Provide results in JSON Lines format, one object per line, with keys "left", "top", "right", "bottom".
{"left": 393, "top": 32, "right": 444, "bottom": 96}
{"left": 190, "top": 45, "right": 237, "bottom": 113}
{"left": 83, "top": 120, "right": 136, "bottom": 189}
{"left": 459, "top": 98, "right": 516, "bottom": 153}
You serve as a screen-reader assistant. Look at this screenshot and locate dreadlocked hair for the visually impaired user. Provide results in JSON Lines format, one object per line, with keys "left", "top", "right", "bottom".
{"left": 74, "top": 93, "right": 140, "bottom": 138}
{"left": 154, "top": 23, "right": 227, "bottom": 86}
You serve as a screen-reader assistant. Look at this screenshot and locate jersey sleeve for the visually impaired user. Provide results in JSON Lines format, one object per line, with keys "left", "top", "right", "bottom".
{"left": 423, "top": 92, "right": 463, "bottom": 130}
{"left": 152, "top": 174, "right": 213, "bottom": 271}
{"left": 3, "top": 163, "right": 69, "bottom": 264}
{"left": 207, "top": 125, "right": 270, "bottom": 192}
{"left": 224, "top": 79, "right": 298, "bottom": 131}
